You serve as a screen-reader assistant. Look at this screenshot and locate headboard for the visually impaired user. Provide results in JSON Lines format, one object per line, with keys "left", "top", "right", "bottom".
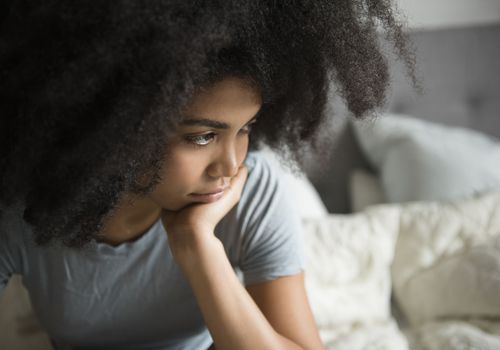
{"left": 303, "top": 23, "right": 500, "bottom": 214}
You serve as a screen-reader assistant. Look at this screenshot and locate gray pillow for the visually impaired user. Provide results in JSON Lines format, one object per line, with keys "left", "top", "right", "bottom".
{"left": 352, "top": 113, "right": 500, "bottom": 203}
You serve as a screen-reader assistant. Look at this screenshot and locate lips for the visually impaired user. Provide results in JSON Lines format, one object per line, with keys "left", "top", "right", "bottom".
{"left": 191, "top": 187, "right": 228, "bottom": 195}
{"left": 189, "top": 188, "right": 227, "bottom": 203}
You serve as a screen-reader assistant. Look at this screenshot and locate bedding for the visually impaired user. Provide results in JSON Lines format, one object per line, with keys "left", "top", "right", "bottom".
{"left": 404, "top": 319, "right": 500, "bottom": 350}
{"left": 301, "top": 205, "right": 408, "bottom": 349}
{"left": 318, "top": 319, "right": 408, "bottom": 350}
{"left": 391, "top": 188, "right": 500, "bottom": 328}
{"left": 303, "top": 184, "right": 500, "bottom": 349}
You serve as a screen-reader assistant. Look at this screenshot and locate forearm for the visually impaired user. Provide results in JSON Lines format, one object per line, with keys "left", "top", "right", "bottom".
{"left": 172, "top": 234, "right": 304, "bottom": 350}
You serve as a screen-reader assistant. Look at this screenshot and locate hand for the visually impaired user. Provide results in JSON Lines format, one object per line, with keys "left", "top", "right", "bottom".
{"left": 161, "top": 164, "right": 248, "bottom": 253}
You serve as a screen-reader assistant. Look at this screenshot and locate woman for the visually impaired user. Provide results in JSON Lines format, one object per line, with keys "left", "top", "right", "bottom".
{"left": 0, "top": 1, "right": 415, "bottom": 349}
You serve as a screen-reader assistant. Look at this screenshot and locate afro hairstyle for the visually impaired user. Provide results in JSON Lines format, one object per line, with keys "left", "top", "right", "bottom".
{"left": 0, "top": 0, "right": 416, "bottom": 247}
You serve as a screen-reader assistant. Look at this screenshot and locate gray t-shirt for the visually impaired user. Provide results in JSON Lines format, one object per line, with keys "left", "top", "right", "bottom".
{"left": 0, "top": 151, "right": 306, "bottom": 350}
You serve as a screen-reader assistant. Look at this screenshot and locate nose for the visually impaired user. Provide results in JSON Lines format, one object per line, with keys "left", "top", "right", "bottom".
{"left": 207, "top": 145, "right": 241, "bottom": 180}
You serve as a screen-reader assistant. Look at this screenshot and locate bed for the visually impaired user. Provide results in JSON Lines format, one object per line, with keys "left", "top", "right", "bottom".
{"left": 290, "top": 23, "right": 500, "bottom": 349}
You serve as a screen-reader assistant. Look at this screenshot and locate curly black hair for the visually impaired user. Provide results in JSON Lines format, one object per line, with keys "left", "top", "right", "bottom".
{"left": 0, "top": 0, "right": 416, "bottom": 247}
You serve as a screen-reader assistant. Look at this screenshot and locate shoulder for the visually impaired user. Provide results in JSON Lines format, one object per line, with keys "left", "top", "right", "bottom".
{"left": 240, "top": 151, "right": 286, "bottom": 211}
{"left": 231, "top": 151, "right": 306, "bottom": 285}
{"left": 214, "top": 150, "right": 302, "bottom": 248}
{"left": 236, "top": 149, "right": 304, "bottom": 227}
{"left": 244, "top": 150, "right": 281, "bottom": 179}
{"left": 243, "top": 150, "right": 286, "bottom": 193}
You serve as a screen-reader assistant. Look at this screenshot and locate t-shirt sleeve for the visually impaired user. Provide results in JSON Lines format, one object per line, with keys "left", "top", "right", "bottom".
{"left": 238, "top": 155, "right": 306, "bottom": 286}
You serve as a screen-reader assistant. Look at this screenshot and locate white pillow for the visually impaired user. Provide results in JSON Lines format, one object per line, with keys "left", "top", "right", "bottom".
{"left": 302, "top": 188, "right": 500, "bottom": 348}
{"left": 256, "top": 146, "right": 328, "bottom": 219}
{"left": 391, "top": 188, "right": 500, "bottom": 327}
{"left": 352, "top": 113, "right": 500, "bottom": 203}
{"left": 348, "top": 169, "right": 385, "bottom": 212}
{"left": 406, "top": 319, "right": 500, "bottom": 350}
{"left": 301, "top": 205, "right": 404, "bottom": 346}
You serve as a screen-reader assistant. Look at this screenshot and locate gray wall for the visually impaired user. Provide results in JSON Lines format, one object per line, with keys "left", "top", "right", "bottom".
{"left": 396, "top": 0, "right": 500, "bottom": 30}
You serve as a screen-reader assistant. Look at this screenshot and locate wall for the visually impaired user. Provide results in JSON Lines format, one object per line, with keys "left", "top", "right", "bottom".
{"left": 395, "top": 0, "right": 500, "bottom": 30}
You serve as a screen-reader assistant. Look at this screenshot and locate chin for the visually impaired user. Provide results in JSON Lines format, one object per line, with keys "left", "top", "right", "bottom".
{"left": 163, "top": 198, "right": 196, "bottom": 211}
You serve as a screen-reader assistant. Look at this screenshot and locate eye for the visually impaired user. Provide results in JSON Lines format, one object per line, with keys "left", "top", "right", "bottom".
{"left": 183, "top": 121, "right": 257, "bottom": 148}
{"left": 185, "top": 133, "right": 216, "bottom": 147}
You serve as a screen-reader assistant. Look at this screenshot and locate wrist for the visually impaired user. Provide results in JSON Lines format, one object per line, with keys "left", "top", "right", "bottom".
{"left": 168, "top": 230, "right": 223, "bottom": 267}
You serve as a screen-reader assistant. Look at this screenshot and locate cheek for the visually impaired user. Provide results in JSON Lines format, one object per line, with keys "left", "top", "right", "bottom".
{"left": 147, "top": 162, "right": 204, "bottom": 210}
{"left": 238, "top": 138, "right": 250, "bottom": 163}
{"left": 158, "top": 151, "right": 206, "bottom": 192}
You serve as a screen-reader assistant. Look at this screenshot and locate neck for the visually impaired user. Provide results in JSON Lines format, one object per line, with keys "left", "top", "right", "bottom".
{"left": 98, "top": 194, "right": 162, "bottom": 246}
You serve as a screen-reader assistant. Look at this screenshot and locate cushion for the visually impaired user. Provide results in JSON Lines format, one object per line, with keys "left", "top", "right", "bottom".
{"left": 352, "top": 113, "right": 500, "bottom": 203}
{"left": 391, "top": 188, "right": 500, "bottom": 327}
{"left": 348, "top": 169, "right": 385, "bottom": 212}
{"left": 301, "top": 205, "right": 406, "bottom": 348}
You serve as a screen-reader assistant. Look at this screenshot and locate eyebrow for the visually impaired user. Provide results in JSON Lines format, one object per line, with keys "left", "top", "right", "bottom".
{"left": 180, "top": 115, "right": 258, "bottom": 129}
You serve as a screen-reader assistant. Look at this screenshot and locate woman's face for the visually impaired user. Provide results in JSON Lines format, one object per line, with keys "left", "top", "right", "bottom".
{"left": 147, "top": 76, "right": 262, "bottom": 211}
